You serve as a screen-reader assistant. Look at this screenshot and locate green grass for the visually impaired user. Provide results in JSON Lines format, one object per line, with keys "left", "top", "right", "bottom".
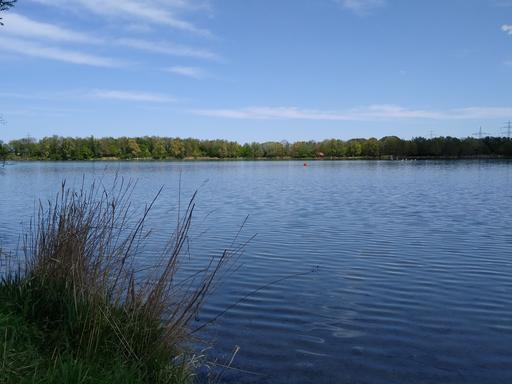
{"left": 0, "top": 276, "right": 192, "bottom": 384}
{"left": 0, "top": 179, "right": 233, "bottom": 383}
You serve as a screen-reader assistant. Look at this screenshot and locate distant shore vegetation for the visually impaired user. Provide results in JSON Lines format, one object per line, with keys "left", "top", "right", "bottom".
{"left": 1, "top": 135, "right": 512, "bottom": 161}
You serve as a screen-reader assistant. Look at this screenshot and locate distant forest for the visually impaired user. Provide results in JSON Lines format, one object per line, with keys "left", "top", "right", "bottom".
{"left": 1, "top": 136, "right": 512, "bottom": 160}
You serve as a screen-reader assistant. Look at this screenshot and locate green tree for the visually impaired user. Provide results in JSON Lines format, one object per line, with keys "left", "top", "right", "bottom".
{"left": 98, "top": 137, "right": 121, "bottom": 158}
{"left": 261, "top": 142, "right": 285, "bottom": 158}
{"left": 61, "top": 138, "right": 76, "bottom": 160}
{"left": 362, "top": 138, "right": 379, "bottom": 157}
{"left": 135, "top": 137, "right": 151, "bottom": 158}
{"left": 3, "top": 134, "right": 512, "bottom": 160}
{"left": 151, "top": 138, "right": 166, "bottom": 159}
{"left": 379, "top": 136, "right": 404, "bottom": 157}
{"left": 291, "top": 141, "right": 316, "bottom": 158}
{"left": 169, "top": 138, "right": 185, "bottom": 158}
{"left": 183, "top": 138, "right": 202, "bottom": 158}
{"left": 319, "top": 139, "right": 346, "bottom": 158}
{"left": 10, "top": 137, "right": 38, "bottom": 159}
{"left": 126, "top": 139, "right": 141, "bottom": 158}
{"left": 0, "top": 0, "right": 16, "bottom": 26}
{"left": 248, "top": 142, "right": 264, "bottom": 158}
{"left": 0, "top": 140, "right": 10, "bottom": 162}
{"left": 346, "top": 140, "right": 363, "bottom": 157}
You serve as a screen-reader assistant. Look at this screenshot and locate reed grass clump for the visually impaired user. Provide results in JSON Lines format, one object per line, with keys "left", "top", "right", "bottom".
{"left": 0, "top": 178, "right": 231, "bottom": 383}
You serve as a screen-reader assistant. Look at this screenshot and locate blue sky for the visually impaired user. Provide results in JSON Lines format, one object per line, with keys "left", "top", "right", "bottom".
{"left": 1, "top": 0, "right": 512, "bottom": 142}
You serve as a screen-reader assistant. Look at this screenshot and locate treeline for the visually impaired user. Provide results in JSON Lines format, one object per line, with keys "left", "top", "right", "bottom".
{"left": 1, "top": 135, "right": 512, "bottom": 160}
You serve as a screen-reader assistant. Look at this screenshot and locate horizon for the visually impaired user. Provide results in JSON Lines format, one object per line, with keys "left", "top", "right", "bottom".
{"left": 1, "top": 1, "right": 512, "bottom": 141}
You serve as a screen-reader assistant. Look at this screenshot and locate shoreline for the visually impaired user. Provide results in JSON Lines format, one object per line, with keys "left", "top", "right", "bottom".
{"left": 4, "top": 155, "right": 512, "bottom": 162}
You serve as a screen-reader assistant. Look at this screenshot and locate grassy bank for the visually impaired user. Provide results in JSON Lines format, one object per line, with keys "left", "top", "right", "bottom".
{"left": 0, "top": 281, "right": 190, "bottom": 384}
{"left": 0, "top": 180, "right": 231, "bottom": 383}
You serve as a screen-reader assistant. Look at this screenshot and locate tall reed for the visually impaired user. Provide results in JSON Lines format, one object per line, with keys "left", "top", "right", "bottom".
{"left": 0, "top": 177, "right": 235, "bottom": 383}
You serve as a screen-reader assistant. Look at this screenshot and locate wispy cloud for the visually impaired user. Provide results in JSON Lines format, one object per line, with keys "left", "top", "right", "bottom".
{"left": 0, "top": 89, "right": 176, "bottom": 103}
{"left": 5, "top": 106, "right": 84, "bottom": 118}
{"left": 193, "top": 105, "right": 438, "bottom": 121}
{"left": 116, "top": 38, "right": 219, "bottom": 60}
{"left": 0, "top": 13, "right": 218, "bottom": 67}
{"left": 194, "top": 106, "right": 352, "bottom": 120}
{"left": 166, "top": 66, "right": 207, "bottom": 79}
{"left": 2, "top": 13, "right": 101, "bottom": 44}
{"left": 502, "top": 24, "right": 512, "bottom": 35}
{"left": 30, "top": 0, "right": 211, "bottom": 36}
{"left": 0, "top": 91, "right": 69, "bottom": 101}
{"left": 339, "top": 0, "right": 386, "bottom": 15}
{"left": 0, "top": 36, "right": 123, "bottom": 67}
{"left": 494, "top": 0, "right": 512, "bottom": 7}
{"left": 193, "top": 104, "right": 512, "bottom": 121}
{"left": 90, "top": 89, "right": 176, "bottom": 103}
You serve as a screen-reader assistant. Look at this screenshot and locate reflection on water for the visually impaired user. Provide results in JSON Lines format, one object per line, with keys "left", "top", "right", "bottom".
{"left": 1, "top": 160, "right": 512, "bottom": 384}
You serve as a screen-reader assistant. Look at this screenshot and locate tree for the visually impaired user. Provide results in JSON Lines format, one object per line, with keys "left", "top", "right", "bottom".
{"left": 379, "top": 136, "right": 403, "bottom": 157}
{"left": 126, "top": 139, "right": 141, "bottom": 158}
{"left": 0, "top": 0, "right": 16, "bottom": 26}
{"left": 0, "top": 140, "right": 11, "bottom": 163}
{"left": 169, "top": 138, "right": 185, "bottom": 158}
{"left": 3, "top": 135, "right": 512, "bottom": 160}
{"left": 362, "top": 138, "right": 379, "bottom": 157}
{"left": 290, "top": 141, "right": 316, "bottom": 158}
{"left": 261, "top": 142, "right": 285, "bottom": 158}
{"left": 151, "top": 138, "right": 166, "bottom": 159}
{"left": 346, "top": 140, "right": 362, "bottom": 157}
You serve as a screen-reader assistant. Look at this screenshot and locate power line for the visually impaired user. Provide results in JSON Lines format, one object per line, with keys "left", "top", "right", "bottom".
{"left": 501, "top": 121, "right": 512, "bottom": 138}
{"left": 472, "top": 126, "right": 490, "bottom": 139}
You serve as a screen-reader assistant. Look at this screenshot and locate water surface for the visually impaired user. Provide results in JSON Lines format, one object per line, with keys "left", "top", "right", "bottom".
{"left": 1, "top": 161, "right": 511, "bottom": 383}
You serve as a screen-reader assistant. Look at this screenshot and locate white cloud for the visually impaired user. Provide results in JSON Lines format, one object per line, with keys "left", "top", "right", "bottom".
{"left": 194, "top": 106, "right": 353, "bottom": 120}
{"left": 166, "top": 65, "right": 207, "bottom": 79}
{"left": 340, "top": 0, "right": 386, "bottom": 15}
{"left": 91, "top": 89, "right": 176, "bottom": 103}
{"left": 450, "top": 106, "right": 512, "bottom": 119}
{"left": 0, "top": 36, "right": 123, "bottom": 67}
{"left": 116, "top": 38, "right": 219, "bottom": 60}
{"left": 1, "top": 1, "right": 218, "bottom": 69}
{"left": 0, "top": 89, "right": 176, "bottom": 103}
{"left": 0, "top": 91, "right": 66, "bottom": 100}
{"left": 0, "top": 14, "right": 218, "bottom": 67}
{"left": 30, "top": 0, "right": 211, "bottom": 36}
{"left": 502, "top": 24, "right": 512, "bottom": 35}
{"left": 495, "top": 0, "right": 512, "bottom": 7}
{"left": 193, "top": 104, "right": 512, "bottom": 121}
{"left": 2, "top": 13, "right": 101, "bottom": 44}
{"left": 193, "top": 105, "right": 438, "bottom": 121}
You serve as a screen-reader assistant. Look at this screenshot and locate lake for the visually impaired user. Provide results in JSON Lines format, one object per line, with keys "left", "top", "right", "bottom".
{"left": 1, "top": 160, "right": 511, "bottom": 383}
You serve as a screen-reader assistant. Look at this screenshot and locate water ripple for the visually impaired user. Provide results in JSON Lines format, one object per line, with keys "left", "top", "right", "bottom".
{"left": 1, "top": 160, "right": 512, "bottom": 383}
